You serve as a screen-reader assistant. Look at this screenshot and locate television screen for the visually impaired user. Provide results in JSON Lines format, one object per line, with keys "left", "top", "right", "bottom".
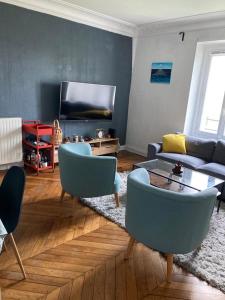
{"left": 59, "top": 81, "right": 116, "bottom": 120}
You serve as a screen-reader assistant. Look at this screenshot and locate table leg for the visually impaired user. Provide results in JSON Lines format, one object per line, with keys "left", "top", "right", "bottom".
{"left": 168, "top": 173, "right": 172, "bottom": 184}
{"left": 217, "top": 183, "right": 225, "bottom": 213}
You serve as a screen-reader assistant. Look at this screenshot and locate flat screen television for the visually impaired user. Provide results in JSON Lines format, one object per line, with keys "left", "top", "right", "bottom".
{"left": 59, "top": 81, "right": 116, "bottom": 120}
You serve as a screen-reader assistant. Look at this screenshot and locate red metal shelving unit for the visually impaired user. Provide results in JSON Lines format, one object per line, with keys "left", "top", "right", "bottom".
{"left": 22, "top": 120, "right": 55, "bottom": 175}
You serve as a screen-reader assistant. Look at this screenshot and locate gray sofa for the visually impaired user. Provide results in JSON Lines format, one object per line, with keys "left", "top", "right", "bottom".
{"left": 147, "top": 135, "right": 225, "bottom": 180}
{"left": 148, "top": 135, "right": 225, "bottom": 212}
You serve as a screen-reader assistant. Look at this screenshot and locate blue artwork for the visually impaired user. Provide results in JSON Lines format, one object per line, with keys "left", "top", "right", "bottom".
{"left": 150, "top": 62, "right": 173, "bottom": 84}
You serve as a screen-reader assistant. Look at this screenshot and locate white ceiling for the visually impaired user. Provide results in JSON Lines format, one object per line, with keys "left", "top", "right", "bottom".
{"left": 63, "top": 0, "right": 225, "bottom": 25}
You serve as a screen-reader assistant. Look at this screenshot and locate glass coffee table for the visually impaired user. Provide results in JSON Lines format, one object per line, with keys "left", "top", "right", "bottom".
{"left": 133, "top": 159, "right": 224, "bottom": 193}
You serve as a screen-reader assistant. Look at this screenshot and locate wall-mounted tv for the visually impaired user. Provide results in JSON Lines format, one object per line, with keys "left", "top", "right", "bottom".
{"left": 59, "top": 81, "right": 116, "bottom": 120}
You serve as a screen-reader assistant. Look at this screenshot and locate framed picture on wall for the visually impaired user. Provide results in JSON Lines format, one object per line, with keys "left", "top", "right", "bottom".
{"left": 150, "top": 62, "right": 173, "bottom": 84}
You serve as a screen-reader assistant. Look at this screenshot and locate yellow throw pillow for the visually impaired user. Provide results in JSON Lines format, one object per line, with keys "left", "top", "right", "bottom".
{"left": 162, "top": 134, "right": 186, "bottom": 154}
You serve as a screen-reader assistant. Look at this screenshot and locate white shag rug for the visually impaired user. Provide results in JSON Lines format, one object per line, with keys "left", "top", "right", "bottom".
{"left": 80, "top": 172, "right": 225, "bottom": 293}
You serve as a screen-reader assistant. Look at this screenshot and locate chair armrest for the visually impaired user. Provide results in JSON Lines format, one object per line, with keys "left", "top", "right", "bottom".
{"left": 147, "top": 142, "right": 162, "bottom": 160}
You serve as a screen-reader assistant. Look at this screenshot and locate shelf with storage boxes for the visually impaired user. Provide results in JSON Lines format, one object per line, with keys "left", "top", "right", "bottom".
{"left": 22, "top": 120, "right": 55, "bottom": 175}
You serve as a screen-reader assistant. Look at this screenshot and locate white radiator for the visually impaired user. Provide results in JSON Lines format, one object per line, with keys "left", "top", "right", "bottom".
{"left": 0, "top": 118, "right": 23, "bottom": 167}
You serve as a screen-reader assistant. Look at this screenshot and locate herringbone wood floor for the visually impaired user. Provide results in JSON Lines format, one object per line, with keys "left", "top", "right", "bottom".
{"left": 0, "top": 151, "right": 224, "bottom": 300}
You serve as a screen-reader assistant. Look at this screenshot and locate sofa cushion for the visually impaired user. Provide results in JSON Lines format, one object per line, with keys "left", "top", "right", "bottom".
{"left": 185, "top": 136, "right": 216, "bottom": 162}
{"left": 156, "top": 152, "right": 206, "bottom": 170}
{"left": 213, "top": 140, "right": 225, "bottom": 165}
{"left": 162, "top": 134, "right": 186, "bottom": 154}
{"left": 198, "top": 163, "right": 225, "bottom": 180}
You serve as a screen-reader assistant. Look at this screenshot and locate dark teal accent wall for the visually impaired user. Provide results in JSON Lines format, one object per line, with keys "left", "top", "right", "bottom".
{"left": 0, "top": 3, "right": 132, "bottom": 144}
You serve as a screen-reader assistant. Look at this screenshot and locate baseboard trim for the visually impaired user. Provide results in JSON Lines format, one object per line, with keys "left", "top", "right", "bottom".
{"left": 0, "top": 161, "right": 24, "bottom": 171}
{"left": 119, "top": 145, "right": 126, "bottom": 151}
{"left": 122, "top": 145, "right": 147, "bottom": 157}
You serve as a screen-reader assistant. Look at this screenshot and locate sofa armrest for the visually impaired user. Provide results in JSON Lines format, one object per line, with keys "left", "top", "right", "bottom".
{"left": 147, "top": 142, "right": 162, "bottom": 160}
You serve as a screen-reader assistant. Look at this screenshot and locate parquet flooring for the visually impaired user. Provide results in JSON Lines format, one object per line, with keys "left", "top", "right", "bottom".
{"left": 0, "top": 151, "right": 224, "bottom": 299}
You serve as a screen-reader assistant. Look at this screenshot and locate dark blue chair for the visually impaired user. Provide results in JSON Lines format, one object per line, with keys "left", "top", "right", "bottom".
{"left": 0, "top": 166, "right": 26, "bottom": 279}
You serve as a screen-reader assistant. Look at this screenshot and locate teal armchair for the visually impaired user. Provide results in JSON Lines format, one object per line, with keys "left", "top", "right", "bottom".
{"left": 125, "top": 168, "right": 217, "bottom": 282}
{"left": 58, "top": 143, "right": 121, "bottom": 207}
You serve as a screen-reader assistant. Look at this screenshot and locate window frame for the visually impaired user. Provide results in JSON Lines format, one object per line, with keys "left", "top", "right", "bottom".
{"left": 186, "top": 42, "right": 225, "bottom": 140}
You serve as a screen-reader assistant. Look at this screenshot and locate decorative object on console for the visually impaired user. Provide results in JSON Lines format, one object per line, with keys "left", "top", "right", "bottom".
{"left": 71, "top": 135, "right": 79, "bottom": 143}
{"left": 51, "top": 120, "right": 63, "bottom": 145}
{"left": 22, "top": 120, "right": 54, "bottom": 175}
{"left": 108, "top": 128, "right": 116, "bottom": 138}
{"left": 96, "top": 129, "right": 104, "bottom": 139}
{"left": 84, "top": 136, "right": 93, "bottom": 142}
{"left": 63, "top": 137, "right": 71, "bottom": 143}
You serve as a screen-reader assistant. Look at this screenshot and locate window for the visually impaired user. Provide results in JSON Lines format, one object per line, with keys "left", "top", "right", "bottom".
{"left": 184, "top": 42, "right": 225, "bottom": 140}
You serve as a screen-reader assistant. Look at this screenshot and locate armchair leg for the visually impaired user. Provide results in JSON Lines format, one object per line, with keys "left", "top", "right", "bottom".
{"left": 197, "top": 244, "right": 202, "bottom": 251}
{"left": 217, "top": 196, "right": 222, "bottom": 213}
{"left": 125, "top": 237, "right": 135, "bottom": 259}
{"left": 114, "top": 192, "right": 120, "bottom": 207}
{"left": 166, "top": 254, "right": 173, "bottom": 283}
{"left": 60, "top": 189, "right": 65, "bottom": 202}
{"left": 9, "top": 233, "right": 26, "bottom": 279}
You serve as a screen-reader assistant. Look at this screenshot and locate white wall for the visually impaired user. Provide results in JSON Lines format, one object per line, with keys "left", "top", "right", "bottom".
{"left": 126, "top": 20, "right": 225, "bottom": 156}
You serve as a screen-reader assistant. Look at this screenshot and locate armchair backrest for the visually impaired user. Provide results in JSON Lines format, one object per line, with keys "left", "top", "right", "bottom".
{"left": 125, "top": 168, "right": 217, "bottom": 254}
{"left": 59, "top": 143, "right": 117, "bottom": 197}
